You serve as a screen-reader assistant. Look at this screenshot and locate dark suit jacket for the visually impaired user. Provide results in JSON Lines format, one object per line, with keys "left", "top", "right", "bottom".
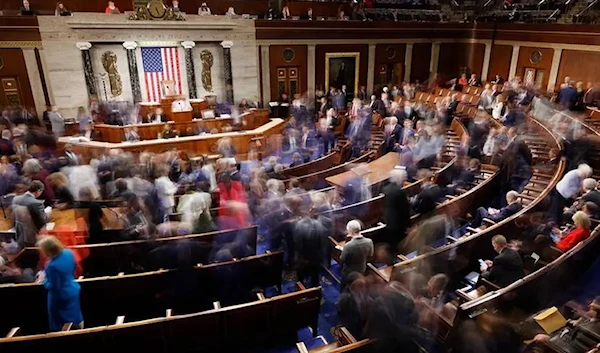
{"left": 383, "top": 183, "right": 411, "bottom": 235}
{"left": 150, "top": 114, "right": 168, "bottom": 123}
{"left": 582, "top": 190, "right": 600, "bottom": 210}
{"left": 413, "top": 184, "right": 443, "bottom": 216}
{"left": 370, "top": 100, "right": 386, "bottom": 117}
{"left": 489, "top": 202, "right": 522, "bottom": 223}
{"left": 384, "top": 124, "right": 403, "bottom": 153}
{"left": 0, "top": 139, "right": 15, "bottom": 156}
{"left": 484, "top": 247, "right": 524, "bottom": 287}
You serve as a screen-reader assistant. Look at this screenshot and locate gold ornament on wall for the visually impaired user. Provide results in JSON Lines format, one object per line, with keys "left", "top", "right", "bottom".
{"left": 101, "top": 51, "right": 123, "bottom": 98}
{"left": 200, "top": 50, "right": 214, "bottom": 92}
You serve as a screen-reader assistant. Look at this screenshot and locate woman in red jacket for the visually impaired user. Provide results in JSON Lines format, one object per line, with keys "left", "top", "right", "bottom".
{"left": 552, "top": 211, "right": 591, "bottom": 252}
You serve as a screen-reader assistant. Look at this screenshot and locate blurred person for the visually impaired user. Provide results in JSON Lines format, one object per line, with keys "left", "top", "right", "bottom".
{"left": 48, "top": 172, "right": 74, "bottom": 209}
{"left": 468, "top": 73, "right": 481, "bottom": 87}
{"left": 149, "top": 108, "right": 166, "bottom": 123}
{"left": 48, "top": 105, "right": 65, "bottom": 138}
{"left": 124, "top": 126, "right": 140, "bottom": 142}
{"left": 19, "top": 0, "right": 37, "bottom": 15}
{"left": 155, "top": 166, "right": 177, "bottom": 215}
{"left": 63, "top": 143, "right": 80, "bottom": 166}
{"left": 12, "top": 181, "right": 48, "bottom": 248}
{"left": 198, "top": 2, "right": 211, "bottom": 15}
{"left": 470, "top": 190, "right": 522, "bottom": 228}
{"left": 383, "top": 116, "right": 402, "bottom": 154}
{"left": 551, "top": 163, "right": 593, "bottom": 223}
{"left": 76, "top": 106, "right": 90, "bottom": 134}
{"left": 0, "top": 129, "right": 15, "bottom": 156}
{"left": 177, "top": 182, "right": 215, "bottom": 234}
{"left": 22, "top": 158, "right": 55, "bottom": 206}
{"left": 217, "top": 137, "right": 236, "bottom": 158}
{"left": 105, "top": 1, "right": 120, "bottom": 14}
{"left": 552, "top": 211, "right": 591, "bottom": 252}
{"left": 340, "top": 220, "right": 373, "bottom": 288}
{"left": 383, "top": 169, "right": 411, "bottom": 251}
{"left": 75, "top": 187, "right": 106, "bottom": 244}
{"left": 37, "top": 236, "right": 83, "bottom": 332}
{"left": 410, "top": 169, "right": 443, "bottom": 216}
{"left": 294, "top": 215, "right": 327, "bottom": 287}
{"left": 557, "top": 81, "right": 578, "bottom": 110}
{"left": 160, "top": 123, "right": 177, "bottom": 139}
{"left": 480, "top": 234, "right": 524, "bottom": 287}
{"left": 217, "top": 172, "right": 246, "bottom": 206}
{"left": 318, "top": 108, "right": 337, "bottom": 155}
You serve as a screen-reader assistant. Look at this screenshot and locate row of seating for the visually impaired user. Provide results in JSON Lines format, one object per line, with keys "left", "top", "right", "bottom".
{"left": 0, "top": 281, "right": 322, "bottom": 353}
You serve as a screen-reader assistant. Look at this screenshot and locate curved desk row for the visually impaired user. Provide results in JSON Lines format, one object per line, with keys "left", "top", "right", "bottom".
{"left": 59, "top": 118, "right": 285, "bottom": 159}
{"left": 94, "top": 110, "right": 270, "bottom": 143}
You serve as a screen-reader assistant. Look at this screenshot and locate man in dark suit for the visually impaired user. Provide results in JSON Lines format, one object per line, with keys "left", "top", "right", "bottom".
{"left": 481, "top": 235, "right": 524, "bottom": 287}
{"left": 0, "top": 130, "right": 15, "bottom": 156}
{"left": 149, "top": 108, "right": 168, "bottom": 123}
{"left": 63, "top": 143, "right": 80, "bottom": 166}
{"left": 368, "top": 94, "right": 386, "bottom": 117}
{"left": 383, "top": 169, "right": 411, "bottom": 251}
{"left": 557, "top": 82, "right": 578, "bottom": 110}
{"left": 383, "top": 117, "right": 403, "bottom": 154}
{"left": 491, "top": 74, "right": 504, "bottom": 84}
{"left": 411, "top": 173, "right": 444, "bottom": 217}
{"left": 357, "top": 86, "right": 367, "bottom": 102}
{"left": 446, "top": 94, "right": 460, "bottom": 126}
{"left": 471, "top": 190, "right": 522, "bottom": 228}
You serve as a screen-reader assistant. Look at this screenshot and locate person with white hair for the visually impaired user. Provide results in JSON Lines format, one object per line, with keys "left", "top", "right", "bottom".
{"left": 384, "top": 116, "right": 402, "bottom": 154}
{"left": 339, "top": 220, "right": 373, "bottom": 288}
{"left": 382, "top": 168, "right": 411, "bottom": 250}
{"left": 470, "top": 190, "right": 522, "bottom": 228}
{"left": 552, "top": 163, "right": 594, "bottom": 223}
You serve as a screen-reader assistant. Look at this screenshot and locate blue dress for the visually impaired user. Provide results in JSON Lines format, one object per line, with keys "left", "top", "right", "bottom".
{"left": 44, "top": 249, "right": 83, "bottom": 331}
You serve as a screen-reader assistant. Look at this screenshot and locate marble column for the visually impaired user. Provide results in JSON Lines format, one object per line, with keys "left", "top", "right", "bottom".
{"left": 404, "top": 43, "right": 413, "bottom": 83}
{"left": 429, "top": 42, "right": 440, "bottom": 82}
{"left": 547, "top": 48, "right": 563, "bottom": 93}
{"left": 221, "top": 41, "right": 234, "bottom": 103}
{"left": 260, "top": 45, "right": 271, "bottom": 107}
{"left": 481, "top": 42, "right": 492, "bottom": 81}
{"left": 508, "top": 45, "right": 520, "bottom": 80}
{"left": 307, "top": 44, "right": 316, "bottom": 100}
{"left": 367, "top": 44, "right": 376, "bottom": 95}
{"left": 123, "top": 41, "right": 142, "bottom": 103}
{"left": 181, "top": 41, "right": 198, "bottom": 99}
{"left": 76, "top": 42, "right": 96, "bottom": 99}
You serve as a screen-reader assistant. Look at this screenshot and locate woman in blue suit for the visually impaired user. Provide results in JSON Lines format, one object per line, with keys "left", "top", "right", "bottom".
{"left": 37, "top": 236, "right": 84, "bottom": 331}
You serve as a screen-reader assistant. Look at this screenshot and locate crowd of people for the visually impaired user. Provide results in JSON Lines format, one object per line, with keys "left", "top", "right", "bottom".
{"left": 1, "top": 67, "right": 599, "bottom": 353}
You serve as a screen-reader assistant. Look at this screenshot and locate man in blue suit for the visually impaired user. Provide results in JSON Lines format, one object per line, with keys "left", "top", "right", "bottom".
{"left": 470, "top": 190, "right": 522, "bottom": 228}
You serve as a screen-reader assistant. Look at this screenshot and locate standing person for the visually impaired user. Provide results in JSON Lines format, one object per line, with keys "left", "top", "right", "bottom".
{"left": 382, "top": 169, "right": 411, "bottom": 252}
{"left": 37, "top": 236, "right": 84, "bottom": 332}
{"left": 76, "top": 106, "right": 90, "bottom": 135}
{"left": 340, "top": 220, "right": 374, "bottom": 289}
{"left": 155, "top": 166, "right": 178, "bottom": 217}
{"left": 294, "top": 216, "right": 327, "bottom": 287}
{"left": 48, "top": 106, "right": 65, "bottom": 138}
{"left": 12, "top": 181, "right": 49, "bottom": 248}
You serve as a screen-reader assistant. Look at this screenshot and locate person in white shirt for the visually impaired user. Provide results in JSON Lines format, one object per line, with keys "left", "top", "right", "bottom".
{"left": 155, "top": 167, "right": 178, "bottom": 216}
{"left": 491, "top": 94, "right": 506, "bottom": 121}
{"left": 198, "top": 2, "right": 211, "bottom": 15}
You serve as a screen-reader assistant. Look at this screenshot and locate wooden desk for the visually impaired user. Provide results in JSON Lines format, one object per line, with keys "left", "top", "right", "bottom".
{"left": 325, "top": 152, "right": 399, "bottom": 188}
{"left": 60, "top": 118, "right": 285, "bottom": 159}
{"left": 94, "top": 109, "right": 270, "bottom": 143}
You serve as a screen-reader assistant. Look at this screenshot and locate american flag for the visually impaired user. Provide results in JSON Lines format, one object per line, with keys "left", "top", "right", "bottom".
{"left": 141, "top": 47, "right": 182, "bottom": 102}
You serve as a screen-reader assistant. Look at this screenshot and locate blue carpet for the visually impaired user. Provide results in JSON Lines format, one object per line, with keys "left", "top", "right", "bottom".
{"left": 258, "top": 229, "right": 340, "bottom": 353}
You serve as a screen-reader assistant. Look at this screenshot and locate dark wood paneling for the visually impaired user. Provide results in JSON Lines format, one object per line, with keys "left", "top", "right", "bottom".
{"left": 0, "top": 0, "right": 134, "bottom": 14}
{"left": 410, "top": 43, "right": 431, "bottom": 83}
{"left": 437, "top": 42, "right": 485, "bottom": 80}
{"left": 374, "top": 43, "right": 406, "bottom": 88}
{"left": 516, "top": 46, "right": 554, "bottom": 89}
{"left": 315, "top": 44, "right": 368, "bottom": 93}
{"left": 269, "top": 45, "right": 307, "bottom": 101}
{"left": 0, "top": 48, "right": 35, "bottom": 108}
{"left": 487, "top": 44, "right": 512, "bottom": 82}
{"left": 556, "top": 50, "right": 600, "bottom": 90}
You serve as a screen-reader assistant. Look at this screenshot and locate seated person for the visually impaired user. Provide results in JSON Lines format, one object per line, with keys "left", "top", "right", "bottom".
{"left": 195, "top": 121, "right": 210, "bottom": 135}
{"left": 533, "top": 296, "right": 600, "bottom": 345}
{"left": 552, "top": 211, "right": 591, "bottom": 252}
{"left": 149, "top": 108, "right": 167, "bottom": 123}
{"left": 411, "top": 169, "right": 443, "bottom": 216}
{"left": 447, "top": 158, "right": 481, "bottom": 194}
{"left": 123, "top": 126, "right": 140, "bottom": 142}
{"left": 471, "top": 190, "right": 522, "bottom": 228}
{"left": 160, "top": 123, "right": 177, "bottom": 139}
{"left": 480, "top": 235, "right": 524, "bottom": 287}
{"left": 563, "top": 178, "right": 600, "bottom": 221}
{"left": 289, "top": 152, "right": 303, "bottom": 168}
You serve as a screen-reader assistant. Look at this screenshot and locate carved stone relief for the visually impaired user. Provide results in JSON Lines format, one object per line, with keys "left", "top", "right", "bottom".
{"left": 101, "top": 51, "right": 123, "bottom": 97}
{"left": 200, "top": 49, "right": 214, "bottom": 92}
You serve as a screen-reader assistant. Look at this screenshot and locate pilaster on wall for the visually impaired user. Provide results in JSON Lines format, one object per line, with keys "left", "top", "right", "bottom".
{"left": 429, "top": 42, "right": 440, "bottom": 82}
{"left": 367, "top": 44, "right": 376, "bottom": 95}
{"left": 307, "top": 44, "right": 316, "bottom": 99}
{"left": 509, "top": 45, "right": 520, "bottom": 80}
{"left": 260, "top": 45, "right": 271, "bottom": 107}
{"left": 404, "top": 43, "right": 413, "bottom": 83}
{"left": 22, "top": 48, "right": 46, "bottom": 118}
{"left": 547, "top": 48, "right": 563, "bottom": 93}
{"left": 481, "top": 42, "right": 492, "bottom": 81}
